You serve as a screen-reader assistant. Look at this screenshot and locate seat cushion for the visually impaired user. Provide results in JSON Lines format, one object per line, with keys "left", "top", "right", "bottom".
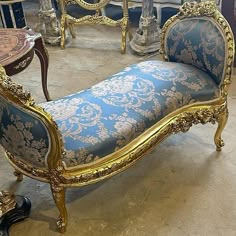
{"left": 41, "top": 60, "right": 219, "bottom": 167}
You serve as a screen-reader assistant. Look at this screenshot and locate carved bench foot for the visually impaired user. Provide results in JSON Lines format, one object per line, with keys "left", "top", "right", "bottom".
{"left": 214, "top": 108, "right": 228, "bottom": 152}
{"left": 14, "top": 170, "right": 23, "bottom": 182}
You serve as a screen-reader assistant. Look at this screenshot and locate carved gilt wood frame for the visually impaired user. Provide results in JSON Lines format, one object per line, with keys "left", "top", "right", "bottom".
{"left": 59, "top": 0, "right": 130, "bottom": 53}
{"left": 0, "top": 1, "right": 234, "bottom": 232}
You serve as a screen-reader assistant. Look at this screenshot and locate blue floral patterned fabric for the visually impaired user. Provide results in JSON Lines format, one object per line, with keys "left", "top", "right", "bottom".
{"left": 165, "top": 18, "right": 225, "bottom": 84}
{"left": 0, "top": 96, "right": 50, "bottom": 168}
{"left": 41, "top": 61, "right": 220, "bottom": 167}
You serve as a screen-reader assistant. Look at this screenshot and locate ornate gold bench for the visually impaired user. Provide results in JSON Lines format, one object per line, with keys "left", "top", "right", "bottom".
{"left": 0, "top": 1, "right": 234, "bottom": 233}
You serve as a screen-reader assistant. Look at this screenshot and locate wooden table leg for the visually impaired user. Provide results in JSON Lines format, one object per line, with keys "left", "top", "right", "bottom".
{"left": 34, "top": 37, "right": 51, "bottom": 101}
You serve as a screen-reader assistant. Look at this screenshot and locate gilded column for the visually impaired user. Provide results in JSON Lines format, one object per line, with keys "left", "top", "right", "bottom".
{"left": 35, "top": 0, "right": 61, "bottom": 45}
{"left": 130, "top": 0, "right": 160, "bottom": 54}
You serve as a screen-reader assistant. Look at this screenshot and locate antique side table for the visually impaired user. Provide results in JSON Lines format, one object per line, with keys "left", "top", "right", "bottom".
{"left": 0, "top": 28, "right": 51, "bottom": 101}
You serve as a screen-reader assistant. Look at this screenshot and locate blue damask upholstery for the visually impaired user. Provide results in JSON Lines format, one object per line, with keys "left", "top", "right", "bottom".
{"left": 41, "top": 60, "right": 219, "bottom": 167}
{"left": 0, "top": 96, "right": 50, "bottom": 168}
{"left": 165, "top": 18, "right": 225, "bottom": 85}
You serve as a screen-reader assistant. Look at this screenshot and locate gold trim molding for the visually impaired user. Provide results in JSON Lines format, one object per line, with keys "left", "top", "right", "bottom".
{"left": 61, "top": 101, "right": 227, "bottom": 186}
{"left": 59, "top": 0, "right": 129, "bottom": 53}
{"left": 179, "top": 1, "right": 217, "bottom": 17}
{"left": 65, "top": 0, "right": 111, "bottom": 10}
{"left": 0, "top": 67, "right": 33, "bottom": 104}
{"left": 0, "top": 190, "right": 16, "bottom": 217}
{"left": 13, "top": 57, "right": 32, "bottom": 70}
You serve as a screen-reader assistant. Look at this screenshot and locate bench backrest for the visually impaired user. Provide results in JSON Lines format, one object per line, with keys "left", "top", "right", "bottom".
{"left": 0, "top": 94, "right": 49, "bottom": 169}
{"left": 0, "top": 66, "right": 63, "bottom": 174}
{"left": 161, "top": 1, "right": 234, "bottom": 87}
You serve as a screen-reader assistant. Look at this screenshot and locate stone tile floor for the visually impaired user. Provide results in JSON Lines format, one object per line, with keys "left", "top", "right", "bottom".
{"left": 0, "top": 4, "right": 236, "bottom": 236}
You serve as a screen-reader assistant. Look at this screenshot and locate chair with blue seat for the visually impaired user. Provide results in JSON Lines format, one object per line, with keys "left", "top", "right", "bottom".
{"left": 108, "top": 0, "right": 222, "bottom": 27}
{"left": 59, "top": 0, "right": 130, "bottom": 53}
{"left": 0, "top": 1, "right": 234, "bottom": 233}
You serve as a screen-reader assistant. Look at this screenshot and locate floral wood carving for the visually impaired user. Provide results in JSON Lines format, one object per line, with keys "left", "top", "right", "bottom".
{"left": 0, "top": 67, "right": 34, "bottom": 105}
{"left": 65, "top": 0, "right": 111, "bottom": 10}
{"left": 14, "top": 57, "right": 32, "bottom": 70}
{"left": 50, "top": 166, "right": 65, "bottom": 193}
{"left": 170, "top": 106, "right": 227, "bottom": 134}
{"left": 0, "top": 190, "right": 16, "bottom": 217}
{"left": 179, "top": 1, "right": 217, "bottom": 18}
{"left": 5, "top": 150, "right": 49, "bottom": 180}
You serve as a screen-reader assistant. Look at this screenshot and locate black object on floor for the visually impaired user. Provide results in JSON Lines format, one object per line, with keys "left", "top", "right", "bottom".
{"left": 0, "top": 195, "right": 31, "bottom": 236}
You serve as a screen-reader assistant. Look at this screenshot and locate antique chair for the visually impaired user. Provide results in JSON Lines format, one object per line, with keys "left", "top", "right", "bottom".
{"left": 108, "top": 0, "right": 222, "bottom": 26}
{"left": 109, "top": 0, "right": 184, "bottom": 26}
{"left": 0, "top": 1, "right": 234, "bottom": 233}
{"left": 59, "top": 0, "right": 130, "bottom": 53}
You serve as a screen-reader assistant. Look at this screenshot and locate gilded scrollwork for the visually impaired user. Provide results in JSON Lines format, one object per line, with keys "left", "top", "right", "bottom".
{"left": 49, "top": 166, "right": 66, "bottom": 192}
{"left": 60, "top": 0, "right": 129, "bottom": 52}
{"left": 0, "top": 190, "right": 16, "bottom": 217}
{"left": 0, "top": 68, "right": 33, "bottom": 104}
{"left": 5, "top": 150, "right": 50, "bottom": 180}
{"left": 14, "top": 57, "right": 32, "bottom": 70}
{"left": 67, "top": 15, "right": 120, "bottom": 27}
{"left": 65, "top": 0, "right": 111, "bottom": 10}
{"left": 170, "top": 106, "right": 227, "bottom": 134}
{"left": 179, "top": 1, "right": 217, "bottom": 17}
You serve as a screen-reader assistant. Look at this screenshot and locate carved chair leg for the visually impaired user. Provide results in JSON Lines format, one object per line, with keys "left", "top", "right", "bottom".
{"left": 60, "top": 15, "right": 66, "bottom": 49}
{"left": 14, "top": 170, "right": 23, "bottom": 181}
{"left": 121, "top": 19, "right": 128, "bottom": 54}
{"left": 68, "top": 23, "right": 76, "bottom": 39}
{"left": 121, "top": 0, "right": 128, "bottom": 53}
{"left": 50, "top": 185, "right": 68, "bottom": 233}
{"left": 214, "top": 108, "right": 229, "bottom": 151}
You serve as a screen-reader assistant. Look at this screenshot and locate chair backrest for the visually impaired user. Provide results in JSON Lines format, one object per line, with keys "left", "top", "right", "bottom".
{"left": 0, "top": 94, "right": 49, "bottom": 169}
{"left": 161, "top": 1, "right": 234, "bottom": 89}
{"left": 0, "top": 66, "right": 63, "bottom": 175}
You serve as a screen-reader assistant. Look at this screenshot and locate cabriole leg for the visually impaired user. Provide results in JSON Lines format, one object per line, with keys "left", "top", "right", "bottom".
{"left": 14, "top": 169, "right": 23, "bottom": 181}
{"left": 60, "top": 15, "right": 66, "bottom": 49}
{"left": 121, "top": 18, "right": 128, "bottom": 54}
{"left": 121, "top": 0, "right": 128, "bottom": 53}
{"left": 214, "top": 108, "right": 229, "bottom": 151}
{"left": 50, "top": 185, "right": 68, "bottom": 233}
